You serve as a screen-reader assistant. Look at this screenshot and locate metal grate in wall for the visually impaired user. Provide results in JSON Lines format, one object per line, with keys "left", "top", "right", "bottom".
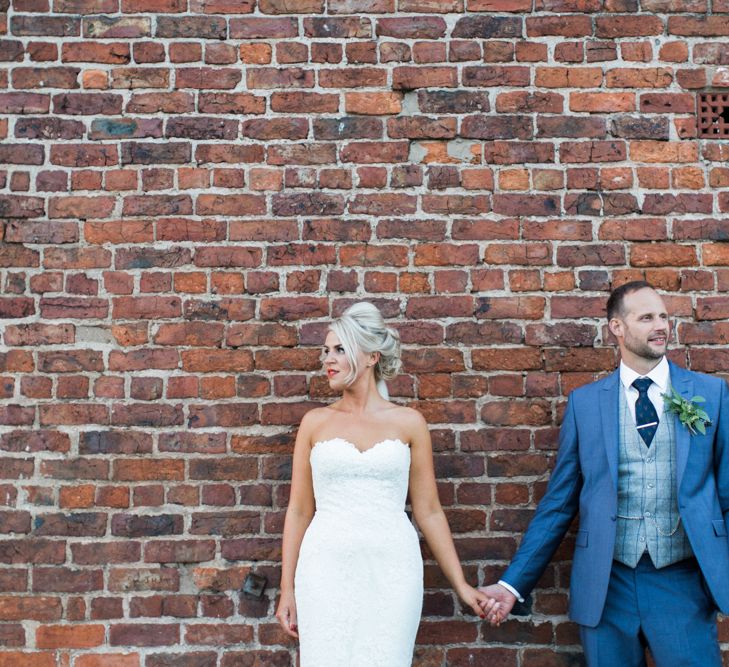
{"left": 698, "top": 92, "right": 729, "bottom": 138}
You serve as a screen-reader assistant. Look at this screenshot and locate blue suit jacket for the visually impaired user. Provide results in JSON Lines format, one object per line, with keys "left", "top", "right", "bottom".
{"left": 501, "top": 361, "right": 729, "bottom": 627}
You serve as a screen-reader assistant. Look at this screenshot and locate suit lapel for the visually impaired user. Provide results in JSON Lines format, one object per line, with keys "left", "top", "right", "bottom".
{"left": 601, "top": 369, "right": 621, "bottom": 490}
{"left": 669, "top": 361, "right": 692, "bottom": 491}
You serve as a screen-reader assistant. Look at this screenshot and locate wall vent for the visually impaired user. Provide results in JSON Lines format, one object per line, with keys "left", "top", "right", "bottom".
{"left": 698, "top": 92, "right": 729, "bottom": 138}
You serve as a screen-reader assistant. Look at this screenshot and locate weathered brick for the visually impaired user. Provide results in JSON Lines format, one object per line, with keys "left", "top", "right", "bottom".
{"left": 537, "top": 116, "right": 606, "bottom": 138}
{"left": 32, "top": 567, "right": 104, "bottom": 593}
{"left": 53, "top": 92, "right": 123, "bottom": 115}
{"left": 630, "top": 244, "right": 697, "bottom": 267}
{"left": 36, "top": 624, "right": 105, "bottom": 649}
{"left": 111, "top": 515, "right": 183, "bottom": 538}
{"left": 393, "top": 66, "right": 457, "bottom": 89}
{"left": 536, "top": 66, "right": 602, "bottom": 87}
{"left": 12, "top": 67, "right": 80, "bottom": 90}
{"left": 188, "top": 403, "right": 258, "bottom": 428}
{"left": 606, "top": 67, "right": 673, "bottom": 88}
{"left": 596, "top": 15, "right": 664, "bottom": 37}
{"left": 144, "top": 540, "right": 216, "bottom": 563}
{"left": 527, "top": 15, "right": 592, "bottom": 36}
{"left": 463, "top": 65, "right": 530, "bottom": 87}
{"left": 570, "top": 92, "right": 635, "bottom": 112}
{"left": 0, "top": 597, "right": 63, "bottom": 622}
{"left": 1, "top": 2, "right": 727, "bottom": 662}
{"left": 668, "top": 16, "right": 729, "bottom": 36}
{"left": 452, "top": 16, "right": 522, "bottom": 38}
{"left": 75, "top": 656, "right": 140, "bottom": 667}
{"left": 109, "top": 623, "right": 180, "bottom": 647}
{"left": 643, "top": 193, "right": 712, "bottom": 215}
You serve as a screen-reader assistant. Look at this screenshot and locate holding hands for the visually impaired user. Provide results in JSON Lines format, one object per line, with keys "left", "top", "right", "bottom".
{"left": 477, "top": 583, "right": 517, "bottom": 626}
{"left": 454, "top": 581, "right": 495, "bottom": 620}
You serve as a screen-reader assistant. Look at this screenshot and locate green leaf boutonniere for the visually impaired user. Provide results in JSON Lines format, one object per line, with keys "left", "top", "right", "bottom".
{"left": 662, "top": 388, "right": 712, "bottom": 435}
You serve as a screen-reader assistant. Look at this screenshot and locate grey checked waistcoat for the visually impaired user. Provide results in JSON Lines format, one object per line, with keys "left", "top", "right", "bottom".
{"left": 613, "top": 386, "right": 693, "bottom": 568}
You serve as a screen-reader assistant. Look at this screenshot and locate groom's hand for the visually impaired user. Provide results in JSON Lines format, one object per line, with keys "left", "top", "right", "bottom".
{"left": 478, "top": 583, "right": 517, "bottom": 626}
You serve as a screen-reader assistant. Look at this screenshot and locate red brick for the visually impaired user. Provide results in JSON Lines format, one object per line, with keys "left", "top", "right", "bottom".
{"left": 630, "top": 244, "right": 697, "bottom": 267}
{"left": 345, "top": 91, "right": 402, "bottom": 115}
{"left": 544, "top": 348, "right": 616, "bottom": 371}
{"left": 393, "top": 66, "right": 457, "bottom": 89}
{"left": 599, "top": 218, "right": 667, "bottom": 240}
{"left": 551, "top": 296, "right": 607, "bottom": 318}
{"left": 630, "top": 140, "right": 698, "bottom": 163}
{"left": 557, "top": 244, "right": 625, "bottom": 266}
{"left": 473, "top": 348, "right": 542, "bottom": 371}
{"left": 447, "top": 647, "right": 520, "bottom": 665}
{"left": 13, "top": 66, "right": 80, "bottom": 89}
{"left": 185, "top": 623, "right": 253, "bottom": 645}
{"left": 606, "top": 67, "right": 673, "bottom": 88}
{"left": 401, "top": 349, "right": 465, "bottom": 373}
{"left": 695, "top": 298, "right": 729, "bottom": 322}
{"left": 112, "top": 297, "right": 181, "bottom": 319}
{"left": 109, "top": 623, "right": 180, "bottom": 647}
{"left": 220, "top": 652, "right": 290, "bottom": 667}
{"left": 0, "top": 92, "right": 51, "bottom": 114}
{"left": 111, "top": 404, "right": 183, "bottom": 427}
{"left": 247, "top": 66, "right": 315, "bottom": 89}
{"left": 0, "top": 622, "right": 24, "bottom": 645}
{"left": 113, "top": 460, "right": 184, "bottom": 482}
{"left": 406, "top": 297, "right": 474, "bottom": 318}
{"left": 144, "top": 540, "right": 216, "bottom": 563}
{"left": 527, "top": 15, "right": 592, "bottom": 36}
{"left": 0, "top": 653, "right": 56, "bottom": 667}
{"left": 668, "top": 16, "right": 729, "bottom": 36}
{"left": 75, "top": 656, "right": 140, "bottom": 667}
{"left": 596, "top": 15, "right": 664, "bottom": 37}
{"left": 126, "top": 92, "right": 194, "bottom": 114}
{"left": 536, "top": 66, "right": 602, "bottom": 87}
{"left": 32, "top": 566, "right": 104, "bottom": 593}
{"left": 570, "top": 92, "right": 635, "bottom": 112}
{"left": 36, "top": 624, "right": 105, "bottom": 649}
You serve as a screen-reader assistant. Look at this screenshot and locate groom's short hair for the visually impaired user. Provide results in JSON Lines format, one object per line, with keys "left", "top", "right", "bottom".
{"left": 606, "top": 280, "right": 655, "bottom": 320}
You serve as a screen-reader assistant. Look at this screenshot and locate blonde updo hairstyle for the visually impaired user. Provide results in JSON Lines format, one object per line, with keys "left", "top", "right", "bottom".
{"left": 328, "top": 302, "right": 401, "bottom": 399}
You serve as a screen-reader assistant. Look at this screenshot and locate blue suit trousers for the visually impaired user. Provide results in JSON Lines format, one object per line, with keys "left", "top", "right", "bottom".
{"left": 579, "top": 555, "right": 720, "bottom": 667}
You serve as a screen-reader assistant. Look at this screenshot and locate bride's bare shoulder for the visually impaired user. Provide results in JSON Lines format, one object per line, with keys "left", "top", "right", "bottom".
{"left": 302, "top": 405, "right": 334, "bottom": 424}
{"left": 386, "top": 404, "right": 427, "bottom": 428}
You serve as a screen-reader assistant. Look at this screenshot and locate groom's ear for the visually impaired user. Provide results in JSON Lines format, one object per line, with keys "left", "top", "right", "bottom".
{"left": 608, "top": 317, "right": 623, "bottom": 339}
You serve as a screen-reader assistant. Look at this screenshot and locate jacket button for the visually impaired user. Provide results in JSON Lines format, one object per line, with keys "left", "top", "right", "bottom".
{"left": 610, "top": 515, "right": 616, "bottom": 521}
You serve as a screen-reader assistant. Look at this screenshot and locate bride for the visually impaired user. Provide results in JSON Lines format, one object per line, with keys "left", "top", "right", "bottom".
{"left": 275, "top": 302, "right": 492, "bottom": 666}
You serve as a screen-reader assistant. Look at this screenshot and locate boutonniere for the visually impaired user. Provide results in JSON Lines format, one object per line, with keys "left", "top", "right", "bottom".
{"left": 662, "top": 389, "right": 712, "bottom": 435}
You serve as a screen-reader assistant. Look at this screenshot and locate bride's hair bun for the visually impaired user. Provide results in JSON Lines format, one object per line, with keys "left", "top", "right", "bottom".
{"left": 374, "top": 326, "right": 401, "bottom": 381}
{"left": 329, "top": 302, "right": 401, "bottom": 389}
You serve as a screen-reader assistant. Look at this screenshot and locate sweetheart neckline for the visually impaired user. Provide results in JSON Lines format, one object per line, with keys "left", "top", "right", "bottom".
{"left": 312, "top": 437, "right": 410, "bottom": 455}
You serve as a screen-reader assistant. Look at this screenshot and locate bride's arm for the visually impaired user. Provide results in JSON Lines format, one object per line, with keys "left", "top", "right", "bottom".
{"left": 407, "top": 410, "right": 490, "bottom": 618}
{"left": 276, "top": 411, "right": 317, "bottom": 637}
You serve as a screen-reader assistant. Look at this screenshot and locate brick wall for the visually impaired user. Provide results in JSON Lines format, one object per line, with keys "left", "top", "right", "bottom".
{"left": 1, "top": 0, "right": 729, "bottom": 664}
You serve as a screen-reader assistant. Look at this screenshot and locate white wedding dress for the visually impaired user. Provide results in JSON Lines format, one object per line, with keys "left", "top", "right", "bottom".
{"left": 294, "top": 437, "right": 423, "bottom": 667}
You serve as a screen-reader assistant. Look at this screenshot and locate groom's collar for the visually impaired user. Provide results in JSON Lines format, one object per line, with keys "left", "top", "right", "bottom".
{"left": 619, "top": 356, "right": 669, "bottom": 392}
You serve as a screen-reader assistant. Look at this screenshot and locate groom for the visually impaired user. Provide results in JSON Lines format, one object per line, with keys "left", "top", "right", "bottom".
{"left": 480, "top": 281, "right": 729, "bottom": 666}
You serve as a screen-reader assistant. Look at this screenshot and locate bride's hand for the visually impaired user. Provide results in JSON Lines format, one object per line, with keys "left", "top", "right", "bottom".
{"left": 275, "top": 589, "right": 299, "bottom": 638}
{"left": 456, "top": 583, "right": 495, "bottom": 620}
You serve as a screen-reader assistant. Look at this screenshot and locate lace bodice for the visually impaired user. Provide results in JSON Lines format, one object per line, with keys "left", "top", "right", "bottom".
{"left": 310, "top": 438, "right": 411, "bottom": 521}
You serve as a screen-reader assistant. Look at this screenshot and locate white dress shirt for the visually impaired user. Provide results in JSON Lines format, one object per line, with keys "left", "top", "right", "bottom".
{"left": 498, "top": 356, "right": 670, "bottom": 603}
{"left": 619, "top": 355, "right": 669, "bottom": 424}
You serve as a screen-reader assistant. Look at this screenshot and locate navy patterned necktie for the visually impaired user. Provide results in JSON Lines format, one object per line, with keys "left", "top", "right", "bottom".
{"left": 632, "top": 377, "right": 659, "bottom": 446}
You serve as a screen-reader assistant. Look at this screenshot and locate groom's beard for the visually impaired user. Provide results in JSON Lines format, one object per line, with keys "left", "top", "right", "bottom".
{"left": 623, "top": 331, "right": 667, "bottom": 361}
